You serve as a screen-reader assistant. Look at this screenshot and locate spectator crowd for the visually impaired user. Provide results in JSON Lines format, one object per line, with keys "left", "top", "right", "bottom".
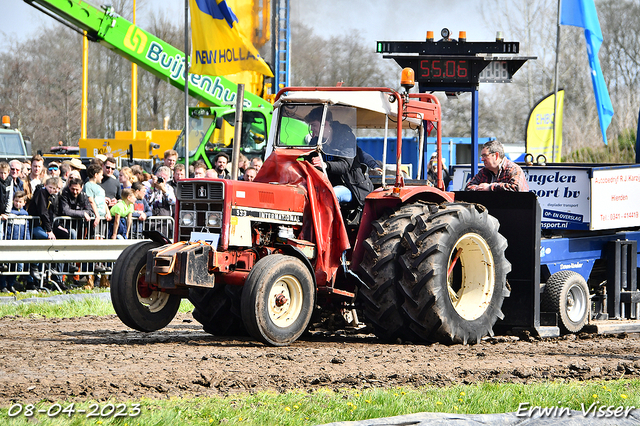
{"left": 0, "top": 149, "right": 264, "bottom": 293}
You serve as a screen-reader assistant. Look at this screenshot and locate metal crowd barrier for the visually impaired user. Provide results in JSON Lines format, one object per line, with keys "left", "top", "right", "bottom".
{"left": 0, "top": 215, "right": 174, "bottom": 290}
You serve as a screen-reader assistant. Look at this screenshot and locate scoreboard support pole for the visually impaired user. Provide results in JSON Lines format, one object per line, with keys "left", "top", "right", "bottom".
{"left": 471, "top": 88, "right": 479, "bottom": 177}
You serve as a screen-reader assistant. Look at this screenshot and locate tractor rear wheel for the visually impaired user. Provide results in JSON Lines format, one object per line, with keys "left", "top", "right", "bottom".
{"left": 541, "top": 270, "right": 590, "bottom": 333}
{"left": 398, "top": 203, "right": 511, "bottom": 344}
{"left": 241, "top": 254, "right": 314, "bottom": 346}
{"left": 189, "top": 284, "right": 246, "bottom": 336}
{"left": 111, "top": 241, "right": 181, "bottom": 332}
{"left": 357, "top": 203, "right": 430, "bottom": 341}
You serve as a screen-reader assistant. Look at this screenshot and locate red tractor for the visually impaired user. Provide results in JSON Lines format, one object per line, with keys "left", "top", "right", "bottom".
{"left": 111, "top": 77, "right": 511, "bottom": 346}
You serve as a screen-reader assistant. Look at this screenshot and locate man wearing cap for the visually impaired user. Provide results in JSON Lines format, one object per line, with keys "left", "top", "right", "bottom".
{"left": 65, "top": 158, "right": 87, "bottom": 185}
{"left": 213, "top": 153, "right": 231, "bottom": 179}
{"left": 67, "top": 158, "right": 86, "bottom": 172}
{"left": 47, "top": 162, "right": 61, "bottom": 178}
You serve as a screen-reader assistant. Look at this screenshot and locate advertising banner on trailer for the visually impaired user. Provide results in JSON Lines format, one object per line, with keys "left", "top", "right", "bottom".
{"left": 591, "top": 167, "right": 640, "bottom": 230}
{"left": 451, "top": 165, "right": 591, "bottom": 230}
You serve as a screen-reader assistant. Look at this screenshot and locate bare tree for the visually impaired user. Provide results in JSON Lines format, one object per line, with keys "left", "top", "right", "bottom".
{"left": 478, "top": 0, "right": 639, "bottom": 157}
{"left": 291, "top": 23, "right": 397, "bottom": 88}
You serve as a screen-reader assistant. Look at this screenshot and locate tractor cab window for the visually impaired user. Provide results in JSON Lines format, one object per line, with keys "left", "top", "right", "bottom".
{"left": 174, "top": 112, "right": 268, "bottom": 162}
{"left": 276, "top": 103, "right": 357, "bottom": 159}
{"left": 215, "top": 111, "right": 267, "bottom": 155}
{"left": 203, "top": 111, "right": 268, "bottom": 164}
{"left": 174, "top": 116, "right": 212, "bottom": 159}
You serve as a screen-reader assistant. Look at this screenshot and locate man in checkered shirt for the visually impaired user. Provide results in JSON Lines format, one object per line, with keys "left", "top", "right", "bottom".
{"left": 465, "top": 140, "right": 529, "bottom": 192}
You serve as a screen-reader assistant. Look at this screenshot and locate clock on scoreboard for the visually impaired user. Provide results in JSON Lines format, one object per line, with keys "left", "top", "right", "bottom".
{"left": 377, "top": 29, "right": 534, "bottom": 89}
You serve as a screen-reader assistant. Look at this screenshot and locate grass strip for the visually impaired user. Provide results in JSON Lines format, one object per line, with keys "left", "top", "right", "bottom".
{"left": 0, "top": 290, "right": 193, "bottom": 318}
{"left": 1, "top": 380, "right": 639, "bottom": 425}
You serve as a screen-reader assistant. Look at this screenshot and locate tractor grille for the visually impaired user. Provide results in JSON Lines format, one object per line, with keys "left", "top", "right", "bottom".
{"left": 177, "top": 181, "right": 225, "bottom": 244}
{"left": 178, "top": 181, "right": 224, "bottom": 200}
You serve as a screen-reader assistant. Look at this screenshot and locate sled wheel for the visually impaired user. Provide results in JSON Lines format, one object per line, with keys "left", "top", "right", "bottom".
{"left": 542, "top": 270, "right": 590, "bottom": 333}
{"left": 398, "top": 202, "right": 511, "bottom": 344}
{"left": 357, "top": 203, "right": 429, "bottom": 341}
{"left": 241, "top": 254, "right": 314, "bottom": 346}
{"left": 111, "top": 241, "right": 181, "bottom": 332}
{"left": 189, "top": 284, "right": 246, "bottom": 336}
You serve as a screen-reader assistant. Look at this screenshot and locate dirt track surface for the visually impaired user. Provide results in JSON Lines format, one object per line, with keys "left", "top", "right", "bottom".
{"left": 2, "top": 313, "right": 640, "bottom": 405}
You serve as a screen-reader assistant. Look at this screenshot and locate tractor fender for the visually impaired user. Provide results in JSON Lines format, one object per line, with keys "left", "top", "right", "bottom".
{"left": 142, "top": 230, "right": 172, "bottom": 245}
{"left": 276, "top": 243, "right": 318, "bottom": 290}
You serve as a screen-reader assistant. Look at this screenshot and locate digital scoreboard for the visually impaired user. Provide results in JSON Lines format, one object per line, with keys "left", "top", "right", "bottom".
{"left": 377, "top": 31, "right": 535, "bottom": 89}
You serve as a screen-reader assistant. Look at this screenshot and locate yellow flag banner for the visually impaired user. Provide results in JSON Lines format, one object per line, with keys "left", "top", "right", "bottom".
{"left": 189, "top": 0, "right": 273, "bottom": 77}
{"left": 525, "top": 90, "right": 564, "bottom": 162}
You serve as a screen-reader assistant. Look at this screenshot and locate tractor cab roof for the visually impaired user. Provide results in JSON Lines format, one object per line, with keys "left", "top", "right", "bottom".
{"left": 274, "top": 90, "right": 424, "bottom": 129}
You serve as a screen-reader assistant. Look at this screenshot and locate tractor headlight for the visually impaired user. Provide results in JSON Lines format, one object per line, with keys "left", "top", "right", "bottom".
{"left": 206, "top": 211, "right": 222, "bottom": 228}
{"left": 180, "top": 210, "right": 196, "bottom": 226}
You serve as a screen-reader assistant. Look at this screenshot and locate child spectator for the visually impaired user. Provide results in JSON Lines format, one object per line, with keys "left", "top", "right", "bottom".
{"left": 0, "top": 161, "right": 10, "bottom": 214}
{"left": 27, "top": 177, "right": 63, "bottom": 290}
{"left": 131, "top": 182, "right": 152, "bottom": 237}
{"left": 6, "top": 191, "right": 30, "bottom": 239}
{"left": 119, "top": 166, "right": 134, "bottom": 189}
{"left": 109, "top": 188, "right": 136, "bottom": 239}
{"left": 1, "top": 191, "right": 30, "bottom": 292}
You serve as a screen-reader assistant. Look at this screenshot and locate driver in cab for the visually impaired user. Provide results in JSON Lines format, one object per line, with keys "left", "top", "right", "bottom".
{"left": 305, "top": 107, "right": 358, "bottom": 204}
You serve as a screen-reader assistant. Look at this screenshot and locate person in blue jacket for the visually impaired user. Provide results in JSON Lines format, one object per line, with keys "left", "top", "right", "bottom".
{"left": 0, "top": 191, "right": 30, "bottom": 292}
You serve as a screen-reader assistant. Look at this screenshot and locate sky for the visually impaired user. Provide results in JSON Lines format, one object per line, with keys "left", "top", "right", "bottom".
{"left": 2, "top": 1, "right": 497, "bottom": 49}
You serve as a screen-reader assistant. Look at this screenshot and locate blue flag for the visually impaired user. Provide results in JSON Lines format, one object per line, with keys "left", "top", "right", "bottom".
{"left": 561, "top": 0, "right": 614, "bottom": 145}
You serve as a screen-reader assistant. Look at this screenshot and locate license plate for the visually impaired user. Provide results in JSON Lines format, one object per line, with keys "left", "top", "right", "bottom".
{"left": 189, "top": 232, "right": 220, "bottom": 246}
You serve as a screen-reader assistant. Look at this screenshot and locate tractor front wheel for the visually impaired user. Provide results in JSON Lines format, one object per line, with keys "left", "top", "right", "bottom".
{"left": 241, "top": 254, "right": 315, "bottom": 346}
{"left": 111, "top": 241, "right": 181, "bottom": 332}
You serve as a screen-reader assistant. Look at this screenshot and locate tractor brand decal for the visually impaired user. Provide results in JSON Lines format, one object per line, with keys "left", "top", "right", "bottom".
{"left": 124, "top": 25, "right": 147, "bottom": 54}
{"left": 231, "top": 208, "right": 302, "bottom": 224}
{"left": 145, "top": 42, "right": 252, "bottom": 108}
{"left": 196, "top": 184, "right": 208, "bottom": 199}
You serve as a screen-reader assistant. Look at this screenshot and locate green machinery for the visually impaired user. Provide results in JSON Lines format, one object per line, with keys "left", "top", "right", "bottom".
{"left": 24, "top": 0, "right": 274, "bottom": 167}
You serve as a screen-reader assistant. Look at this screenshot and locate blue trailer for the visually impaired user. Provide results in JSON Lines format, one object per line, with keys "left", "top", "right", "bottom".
{"left": 451, "top": 163, "right": 640, "bottom": 337}
{"left": 378, "top": 29, "right": 640, "bottom": 339}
